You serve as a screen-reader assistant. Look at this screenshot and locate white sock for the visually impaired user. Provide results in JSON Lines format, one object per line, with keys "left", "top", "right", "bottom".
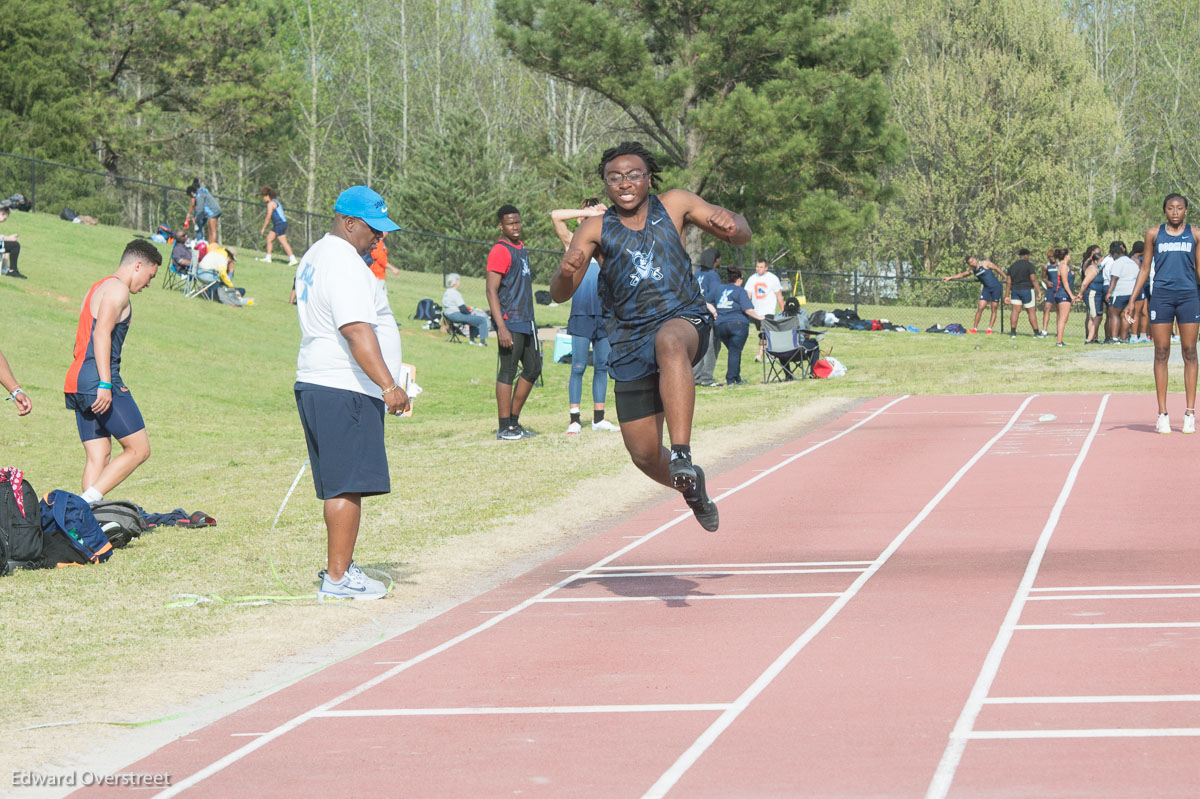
{"left": 80, "top": 486, "right": 103, "bottom": 504}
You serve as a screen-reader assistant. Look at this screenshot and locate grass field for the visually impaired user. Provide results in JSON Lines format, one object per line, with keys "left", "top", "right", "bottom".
{"left": 0, "top": 210, "right": 1166, "bottom": 766}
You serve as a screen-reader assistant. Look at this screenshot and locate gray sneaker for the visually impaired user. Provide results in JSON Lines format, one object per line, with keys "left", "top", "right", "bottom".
{"left": 497, "top": 425, "right": 524, "bottom": 441}
{"left": 318, "top": 561, "right": 387, "bottom": 601}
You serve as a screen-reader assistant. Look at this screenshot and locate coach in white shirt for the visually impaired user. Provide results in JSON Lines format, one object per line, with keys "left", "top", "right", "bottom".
{"left": 294, "top": 185, "right": 408, "bottom": 601}
{"left": 744, "top": 258, "right": 784, "bottom": 360}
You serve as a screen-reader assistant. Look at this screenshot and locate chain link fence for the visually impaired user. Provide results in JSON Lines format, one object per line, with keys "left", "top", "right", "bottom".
{"left": 0, "top": 151, "right": 563, "bottom": 285}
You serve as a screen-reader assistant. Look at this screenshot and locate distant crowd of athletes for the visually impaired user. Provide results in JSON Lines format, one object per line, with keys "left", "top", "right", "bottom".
{"left": 944, "top": 242, "right": 1151, "bottom": 347}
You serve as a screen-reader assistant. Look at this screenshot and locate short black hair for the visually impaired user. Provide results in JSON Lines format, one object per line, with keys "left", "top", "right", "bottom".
{"left": 1164, "top": 193, "right": 1189, "bottom": 211}
{"left": 122, "top": 239, "right": 162, "bottom": 266}
{"left": 1018, "top": 248, "right": 1031, "bottom": 256}
{"left": 497, "top": 204, "right": 519, "bottom": 221}
{"left": 186, "top": 178, "right": 200, "bottom": 198}
{"left": 598, "top": 141, "right": 661, "bottom": 188}
{"left": 1109, "top": 240, "right": 1126, "bottom": 257}
{"left": 581, "top": 198, "right": 601, "bottom": 208}
{"left": 1131, "top": 241, "right": 1145, "bottom": 254}
{"left": 725, "top": 266, "right": 742, "bottom": 283}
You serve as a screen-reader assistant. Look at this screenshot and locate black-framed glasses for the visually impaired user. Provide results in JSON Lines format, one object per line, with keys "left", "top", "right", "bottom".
{"left": 604, "top": 169, "right": 648, "bottom": 186}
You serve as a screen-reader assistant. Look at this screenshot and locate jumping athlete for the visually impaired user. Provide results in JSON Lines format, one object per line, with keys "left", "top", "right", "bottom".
{"left": 257, "top": 186, "right": 298, "bottom": 265}
{"left": 63, "top": 239, "right": 161, "bottom": 504}
{"left": 1124, "top": 193, "right": 1200, "bottom": 434}
{"left": 942, "top": 256, "right": 1005, "bottom": 333}
{"left": 550, "top": 141, "right": 752, "bottom": 532}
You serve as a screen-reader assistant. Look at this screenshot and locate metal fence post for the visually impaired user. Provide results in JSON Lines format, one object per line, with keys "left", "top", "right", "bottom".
{"left": 853, "top": 269, "right": 859, "bottom": 314}
{"left": 440, "top": 237, "right": 447, "bottom": 284}
{"left": 29, "top": 160, "right": 35, "bottom": 211}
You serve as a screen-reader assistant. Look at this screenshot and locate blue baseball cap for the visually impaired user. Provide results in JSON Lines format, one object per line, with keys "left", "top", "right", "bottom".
{"left": 333, "top": 186, "right": 401, "bottom": 232}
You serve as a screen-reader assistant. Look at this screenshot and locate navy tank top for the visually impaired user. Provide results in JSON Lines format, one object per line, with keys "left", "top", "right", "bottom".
{"left": 597, "top": 195, "right": 708, "bottom": 347}
{"left": 973, "top": 264, "right": 1000, "bottom": 290}
{"left": 494, "top": 239, "right": 534, "bottom": 332}
{"left": 1152, "top": 224, "right": 1198, "bottom": 293}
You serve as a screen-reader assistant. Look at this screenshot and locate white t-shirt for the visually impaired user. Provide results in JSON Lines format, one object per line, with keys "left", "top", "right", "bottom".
{"left": 1108, "top": 255, "right": 1140, "bottom": 297}
{"left": 295, "top": 234, "right": 402, "bottom": 398}
{"left": 442, "top": 287, "right": 467, "bottom": 313}
{"left": 744, "top": 271, "right": 783, "bottom": 316}
{"left": 1099, "top": 254, "right": 1114, "bottom": 285}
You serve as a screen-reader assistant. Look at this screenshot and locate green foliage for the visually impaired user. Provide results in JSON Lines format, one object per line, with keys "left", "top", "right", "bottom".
{"left": 494, "top": 0, "right": 906, "bottom": 257}
{"left": 855, "top": 0, "right": 1118, "bottom": 274}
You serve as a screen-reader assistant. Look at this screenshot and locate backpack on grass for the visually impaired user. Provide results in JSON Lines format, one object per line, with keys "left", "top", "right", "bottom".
{"left": 90, "top": 500, "right": 150, "bottom": 548}
{"left": 39, "top": 490, "right": 113, "bottom": 566}
{"left": 0, "top": 468, "right": 45, "bottom": 573}
{"left": 413, "top": 298, "right": 439, "bottom": 321}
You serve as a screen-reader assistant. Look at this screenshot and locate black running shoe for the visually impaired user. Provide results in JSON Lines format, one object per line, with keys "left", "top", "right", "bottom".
{"left": 683, "top": 465, "right": 719, "bottom": 532}
{"left": 669, "top": 453, "right": 697, "bottom": 491}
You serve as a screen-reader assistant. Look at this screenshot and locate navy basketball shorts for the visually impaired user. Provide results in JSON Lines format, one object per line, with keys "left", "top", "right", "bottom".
{"left": 1109, "top": 294, "right": 1131, "bottom": 310}
{"left": 1085, "top": 288, "right": 1105, "bottom": 316}
{"left": 1010, "top": 288, "right": 1034, "bottom": 308}
{"left": 66, "top": 388, "right": 146, "bottom": 442}
{"left": 294, "top": 382, "right": 390, "bottom": 500}
{"left": 610, "top": 313, "right": 711, "bottom": 423}
{"left": 979, "top": 284, "right": 1002, "bottom": 303}
{"left": 1148, "top": 288, "right": 1200, "bottom": 327}
{"left": 272, "top": 220, "right": 288, "bottom": 237}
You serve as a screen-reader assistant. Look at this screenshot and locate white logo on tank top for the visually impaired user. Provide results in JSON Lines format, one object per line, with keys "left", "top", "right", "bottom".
{"left": 626, "top": 248, "right": 663, "bottom": 287}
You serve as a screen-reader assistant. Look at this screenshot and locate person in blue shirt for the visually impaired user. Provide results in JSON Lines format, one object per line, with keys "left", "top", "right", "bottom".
{"left": 549, "top": 141, "right": 752, "bottom": 532}
{"left": 1124, "top": 193, "right": 1200, "bottom": 434}
{"left": 712, "top": 267, "right": 765, "bottom": 385}
{"left": 551, "top": 199, "right": 619, "bottom": 434}
{"left": 185, "top": 179, "right": 222, "bottom": 243}
{"left": 942, "top": 256, "right": 1006, "bottom": 333}
{"left": 691, "top": 247, "right": 724, "bottom": 387}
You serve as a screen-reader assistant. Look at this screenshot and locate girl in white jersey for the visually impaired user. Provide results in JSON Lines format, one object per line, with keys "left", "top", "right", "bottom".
{"left": 1124, "top": 194, "right": 1200, "bottom": 433}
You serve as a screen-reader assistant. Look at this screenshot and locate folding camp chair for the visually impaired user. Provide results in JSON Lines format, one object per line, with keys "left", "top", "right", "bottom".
{"left": 762, "top": 313, "right": 823, "bottom": 382}
{"left": 441, "top": 314, "right": 466, "bottom": 343}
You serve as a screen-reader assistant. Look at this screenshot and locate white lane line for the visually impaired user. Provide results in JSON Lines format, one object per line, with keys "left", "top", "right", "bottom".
{"left": 568, "top": 568, "right": 865, "bottom": 579}
{"left": 1015, "top": 622, "right": 1200, "bottom": 630}
{"left": 585, "top": 561, "right": 874, "bottom": 570}
{"left": 318, "top": 703, "right": 732, "bottom": 718}
{"left": 643, "top": 395, "right": 1039, "bottom": 799}
{"left": 1028, "top": 593, "right": 1200, "bottom": 601}
{"left": 151, "top": 398, "right": 911, "bottom": 799}
{"left": 985, "top": 694, "right": 1200, "bottom": 704}
{"left": 926, "top": 395, "right": 1108, "bottom": 799}
{"left": 537, "top": 593, "right": 842, "bottom": 603}
{"left": 1030, "top": 584, "right": 1200, "bottom": 592}
{"left": 964, "top": 728, "right": 1200, "bottom": 740}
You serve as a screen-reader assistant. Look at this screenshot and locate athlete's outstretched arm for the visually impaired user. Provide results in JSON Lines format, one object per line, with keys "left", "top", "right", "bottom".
{"left": 551, "top": 216, "right": 602, "bottom": 303}
{"left": 669, "top": 191, "right": 751, "bottom": 245}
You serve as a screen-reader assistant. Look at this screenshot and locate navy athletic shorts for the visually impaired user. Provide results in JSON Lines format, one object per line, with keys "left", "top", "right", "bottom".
{"left": 607, "top": 312, "right": 711, "bottom": 383}
{"left": 294, "top": 382, "right": 390, "bottom": 500}
{"left": 1148, "top": 288, "right": 1200, "bottom": 327}
{"left": 272, "top": 220, "right": 288, "bottom": 237}
{"left": 66, "top": 387, "right": 146, "bottom": 442}
{"left": 1009, "top": 288, "right": 1034, "bottom": 307}
{"left": 979, "top": 284, "right": 1002, "bottom": 303}
{"left": 1109, "top": 294, "right": 1131, "bottom": 310}
{"left": 1085, "top": 288, "right": 1105, "bottom": 316}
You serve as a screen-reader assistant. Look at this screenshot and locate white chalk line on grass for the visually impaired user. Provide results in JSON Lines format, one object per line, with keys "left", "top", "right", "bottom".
{"left": 964, "top": 728, "right": 1200, "bottom": 740}
{"left": 150, "top": 398, "right": 911, "bottom": 798}
{"left": 642, "top": 395, "right": 1040, "bottom": 799}
{"left": 985, "top": 694, "right": 1200, "bottom": 704}
{"left": 926, "top": 394, "right": 1109, "bottom": 799}
{"left": 319, "top": 703, "right": 732, "bottom": 718}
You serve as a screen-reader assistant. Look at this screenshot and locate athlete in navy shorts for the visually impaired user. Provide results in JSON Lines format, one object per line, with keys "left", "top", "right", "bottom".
{"left": 941, "top": 256, "right": 1005, "bottom": 333}
{"left": 550, "top": 142, "right": 752, "bottom": 532}
{"left": 1124, "top": 193, "right": 1200, "bottom": 433}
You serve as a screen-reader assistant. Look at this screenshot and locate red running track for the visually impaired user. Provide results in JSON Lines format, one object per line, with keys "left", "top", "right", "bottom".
{"left": 72, "top": 394, "right": 1200, "bottom": 798}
